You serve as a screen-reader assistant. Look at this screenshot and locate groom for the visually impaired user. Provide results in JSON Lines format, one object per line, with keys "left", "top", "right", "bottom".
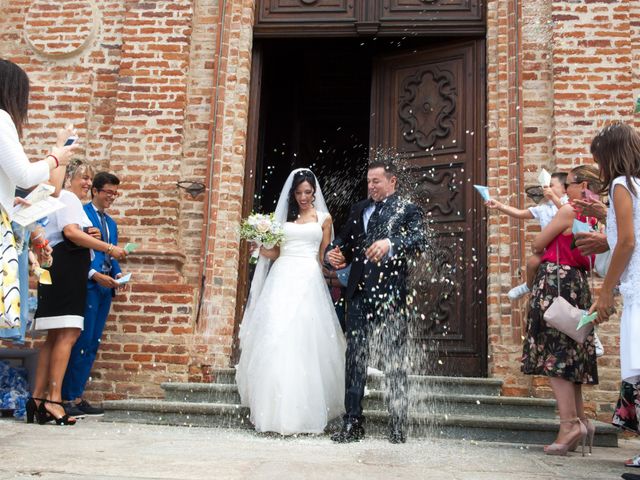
{"left": 326, "top": 160, "right": 425, "bottom": 444}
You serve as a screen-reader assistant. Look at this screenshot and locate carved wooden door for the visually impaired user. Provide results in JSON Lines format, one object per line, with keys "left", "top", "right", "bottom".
{"left": 370, "top": 40, "right": 487, "bottom": 376}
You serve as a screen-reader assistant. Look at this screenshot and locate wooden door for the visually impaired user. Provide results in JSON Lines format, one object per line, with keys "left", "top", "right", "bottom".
{"left": 370, "top": 40, "right": 487, "bottom": 376}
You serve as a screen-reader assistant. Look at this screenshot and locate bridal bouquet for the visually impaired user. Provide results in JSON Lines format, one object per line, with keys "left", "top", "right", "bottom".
{"left": 240, "top": 212, "right": 284, "bottom": 264}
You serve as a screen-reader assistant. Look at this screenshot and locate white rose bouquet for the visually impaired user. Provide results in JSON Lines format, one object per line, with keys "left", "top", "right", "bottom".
{"left": 240, "top": 212, "right": 285, "bottom": 264}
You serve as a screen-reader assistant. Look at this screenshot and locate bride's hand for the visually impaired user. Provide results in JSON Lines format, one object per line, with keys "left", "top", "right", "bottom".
{"left": 327, "top": 246, "right": 346, "bottom": 269}
{"left": 249, "top": 242, "right": 261, "bottom": 255}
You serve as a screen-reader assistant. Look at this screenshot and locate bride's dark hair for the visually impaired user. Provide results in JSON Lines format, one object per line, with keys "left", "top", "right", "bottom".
{"left": 287, "top": 169, "right": 316, "bottom": 221}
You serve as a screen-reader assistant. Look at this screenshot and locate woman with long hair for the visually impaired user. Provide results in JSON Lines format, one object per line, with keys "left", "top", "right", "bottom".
{"left": 521, "top": 164, "right": 601, "bottom": 456}
{"left": 588, "top": 122, "right": 640, "bottom": 467}
{"left": 0, "top": 58, "right": 76, "bottom": 332}
{"left": 235, "top": 168, "right": 346, "bottom": 435}
{"left": 28, "top": 160, "right": 127, "bottom": 426}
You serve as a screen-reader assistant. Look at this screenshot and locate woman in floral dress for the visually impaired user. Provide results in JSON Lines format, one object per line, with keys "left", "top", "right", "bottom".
{"left": 521, "top": 165, "right": 600, "bottom": 456}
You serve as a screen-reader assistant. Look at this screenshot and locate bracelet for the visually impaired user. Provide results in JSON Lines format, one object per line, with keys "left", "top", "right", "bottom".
{"left": 107, "top": 244, "right": 114, "bottom": 254}
{"left": 47, "top": 154, "right": 59, "bottom": 168}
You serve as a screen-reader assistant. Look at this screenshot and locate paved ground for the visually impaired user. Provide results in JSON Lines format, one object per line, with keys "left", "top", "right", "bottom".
{"left": 1, "top": 417, "right": 638, "bottom": 480}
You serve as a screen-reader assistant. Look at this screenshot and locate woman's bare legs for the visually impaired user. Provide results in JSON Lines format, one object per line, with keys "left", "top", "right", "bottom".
{"left": 549, "top": 377, "right": 582, "bottom": 445}
{"left": 32, "top": 330, "right": 57, "bottom": 404}
{"left": 44, "top": 327, "right": 81, "bottom": 419}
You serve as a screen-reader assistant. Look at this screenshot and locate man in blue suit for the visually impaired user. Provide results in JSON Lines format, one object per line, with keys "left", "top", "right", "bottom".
{"left": 62, "top": 172, "right": 123, "bottom": 416}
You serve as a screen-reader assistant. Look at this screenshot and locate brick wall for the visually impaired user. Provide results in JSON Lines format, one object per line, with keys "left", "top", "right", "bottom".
{"left": 486, "top": 0, "right": 640, "bottom": 420}
{"left": 1, "top": 0, "right": 638, "bottom": 419}
{"left": 548, "top": 0, "right": 637, "bottom": 418}
{"left": 632, "top": 1, "right": 640, "bottom": 129}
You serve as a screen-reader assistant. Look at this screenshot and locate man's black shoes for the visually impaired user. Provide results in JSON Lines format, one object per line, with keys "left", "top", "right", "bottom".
{"left": 388, "top": 426, "right": 406, "bottom": 444}
{"left": 331, "top": 420, "right": 365, "bottom": 443}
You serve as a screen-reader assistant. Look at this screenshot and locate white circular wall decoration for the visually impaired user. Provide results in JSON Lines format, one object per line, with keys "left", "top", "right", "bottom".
{"left": 24, "top": 0, "right": 98, "bottom": 58}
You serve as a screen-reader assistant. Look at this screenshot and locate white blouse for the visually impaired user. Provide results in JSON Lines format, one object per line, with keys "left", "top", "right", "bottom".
{"left": 0, "top": 109, "right": 50, "bottom": 217}
{"left": 45, "top": 189, "right": 92, "bottom": 248}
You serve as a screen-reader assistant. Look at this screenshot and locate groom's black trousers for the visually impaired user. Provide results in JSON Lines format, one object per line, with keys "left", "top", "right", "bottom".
{"left": 344, "top": 290, "right": 409, "bottom": 428}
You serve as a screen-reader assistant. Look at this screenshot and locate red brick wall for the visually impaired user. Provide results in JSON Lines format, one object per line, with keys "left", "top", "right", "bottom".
{"left": 548, "top": 0, "right": 637, "bottom": 417}
{"left": 486, "top": 0, "right": 530, "bottom": 397}
{"left": 1, "top": 1, "right": 639, "bottom": 419}
{"left": 486, "top": 0, "right": 640, "bottom": 420}
{"left": 632, "top": 1, "right": 640, "bottom": 130}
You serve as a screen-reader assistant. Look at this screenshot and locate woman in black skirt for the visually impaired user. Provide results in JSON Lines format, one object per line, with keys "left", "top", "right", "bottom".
{"left": 30, "top": 160, "right": 126, "bottom": 425}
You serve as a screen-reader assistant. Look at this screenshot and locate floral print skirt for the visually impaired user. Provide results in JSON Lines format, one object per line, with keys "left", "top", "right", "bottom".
{"left": 612, "top": 380, "right": 640, "bottom": 434}
{"left": 521, "top": 262, "right": 598, "bottom": 385}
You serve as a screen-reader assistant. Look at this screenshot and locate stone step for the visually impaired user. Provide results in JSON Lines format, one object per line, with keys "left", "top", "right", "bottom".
{"left": 161, "top": 382, "right": 556, "bottom": 419}
{"left": 102, "top": 399, "right": 618, "bottom": 447}
{"left": 205, "top": 369, "right": 504, "bottom": 397}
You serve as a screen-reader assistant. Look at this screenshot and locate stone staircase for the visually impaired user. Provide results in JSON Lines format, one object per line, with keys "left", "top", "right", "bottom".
{"left": 103, "top": 368, "right": 618, "bottom": 446}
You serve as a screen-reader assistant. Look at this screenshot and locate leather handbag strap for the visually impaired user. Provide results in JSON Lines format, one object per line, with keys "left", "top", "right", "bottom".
{"left": 556, "top": 242, "right": 561, "bottom": 299}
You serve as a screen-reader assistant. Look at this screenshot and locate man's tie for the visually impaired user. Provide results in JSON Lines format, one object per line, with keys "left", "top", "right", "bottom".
{"left": 98, "top": 211, "right": 112, "bottom": 274}
{"left": 366, "top": 201, "right": 384, "bottom": 240}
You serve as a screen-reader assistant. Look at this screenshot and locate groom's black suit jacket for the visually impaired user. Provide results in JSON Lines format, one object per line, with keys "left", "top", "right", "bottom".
{"left": 330, "top": 193, "right": 425, "bottom": 303}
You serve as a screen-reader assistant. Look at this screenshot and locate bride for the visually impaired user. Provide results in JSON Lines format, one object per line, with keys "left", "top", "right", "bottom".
{"left": 235, "top": 168, "right": 346, "bottom": 435}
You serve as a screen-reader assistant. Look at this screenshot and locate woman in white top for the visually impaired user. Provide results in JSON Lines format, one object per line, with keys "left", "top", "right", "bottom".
{"left": 30, "top": 160, "right": 127, "bottom": 425}
{"left": 589, "top": 122, "right": 640, "bottom": 465}
{"left": 0, "top": 58, "right": 77, "bottom": 331}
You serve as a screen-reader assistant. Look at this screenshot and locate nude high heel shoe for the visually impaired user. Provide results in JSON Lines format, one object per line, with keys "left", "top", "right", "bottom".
{"left": 545, "top": 417, "right": 587, "bottom": 456}
{"left": 581, "top": 418, "right": 595, "bottom": 454}
{"left": 569, "top": 418, "right": 595, "bottom": 453}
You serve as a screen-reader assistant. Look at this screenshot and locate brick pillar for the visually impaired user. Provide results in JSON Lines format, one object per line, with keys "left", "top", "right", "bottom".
{"left": 190, "top": 0, "right": 256, "bottom": 377}
{"left": 486, "top": 0, "right": 533, "bottom": 397}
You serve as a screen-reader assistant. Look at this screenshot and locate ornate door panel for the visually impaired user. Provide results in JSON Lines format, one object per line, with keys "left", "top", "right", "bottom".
{"left": 370, "top": 41, "right": 486, "bottom": 376}
{"left": 379, "top": 0, "right": 483, "bottom": 23}
{"left": 255, "top": 0, "right": 356, "bottom": 25}
{"left": 253, "top": 0, "right": 485, "bottom": 37}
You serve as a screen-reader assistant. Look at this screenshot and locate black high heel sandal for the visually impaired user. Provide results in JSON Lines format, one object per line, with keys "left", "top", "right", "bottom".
{"left": 38, "top": 399, "right": 76, "bottom": 426}
{"left": 25, "top": 398, "right": 38, "bottom": 424}
{"left": 25, "top": 397, "right": 52, "bottom": 424}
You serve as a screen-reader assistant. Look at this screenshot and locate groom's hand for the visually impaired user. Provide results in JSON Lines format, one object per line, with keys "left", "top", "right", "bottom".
{"left": 327, "top": 246, "right": 347, "bottom": 269}
{"left": 365, "top": 239, "right": 390, "bottom": 263}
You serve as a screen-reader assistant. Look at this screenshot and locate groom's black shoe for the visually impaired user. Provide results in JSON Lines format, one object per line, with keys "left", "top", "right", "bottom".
{"left": 388, "top": 418, "right": 406, "bottom": 444}
{"left": 388, "top": 426, "right": 406, "bottom": 444}
{"left": 331, "top": 419, "right": 365, "bottom": 443}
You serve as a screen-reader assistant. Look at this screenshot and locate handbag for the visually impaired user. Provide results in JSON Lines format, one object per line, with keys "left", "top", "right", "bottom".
{"left": 543, "top": 244, "right": 594, "bottom": 344}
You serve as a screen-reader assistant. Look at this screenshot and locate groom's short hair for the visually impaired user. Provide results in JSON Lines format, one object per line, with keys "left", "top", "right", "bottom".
{"left": 368, "top": 160, "right": 398, "bottom": 179}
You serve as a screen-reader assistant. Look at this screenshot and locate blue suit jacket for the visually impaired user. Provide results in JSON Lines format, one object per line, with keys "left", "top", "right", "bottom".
{"left": 84, "top": 202, "right": 121, "bottom": 282}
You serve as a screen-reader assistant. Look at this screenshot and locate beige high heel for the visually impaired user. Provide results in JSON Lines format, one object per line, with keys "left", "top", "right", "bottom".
{"left": 581, "top": 418, "right": 595, "bottom": 454}
{"left": 545, "top": 417, "right": 587, "bottom": 456}
{"left": 569, "top": 418, "right": 596, "bottom": 453}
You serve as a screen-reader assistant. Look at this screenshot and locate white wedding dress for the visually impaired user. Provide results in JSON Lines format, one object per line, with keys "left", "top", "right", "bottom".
{"left": 236, "top": 211, "right": 346, "bottom": 435}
